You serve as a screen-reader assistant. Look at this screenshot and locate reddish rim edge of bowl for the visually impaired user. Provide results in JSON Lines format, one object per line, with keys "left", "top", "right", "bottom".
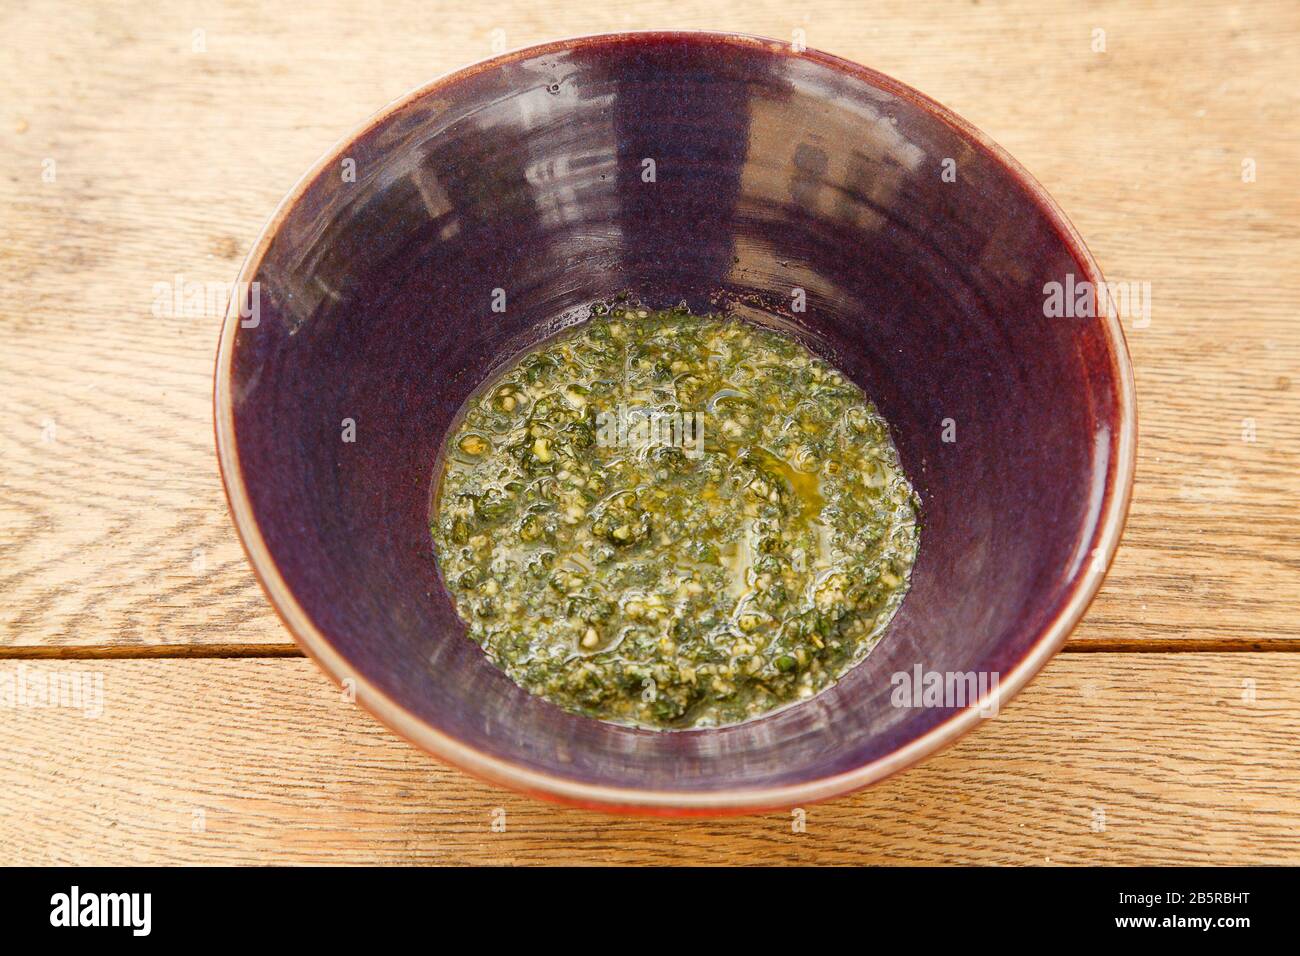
{"left": 213, "top": 30, "right": 1138, "bottom": 816}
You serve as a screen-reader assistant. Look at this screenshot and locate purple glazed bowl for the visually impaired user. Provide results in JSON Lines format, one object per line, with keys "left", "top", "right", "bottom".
{"left": 215, "top": 31, "right": 1135, "bottom": 814}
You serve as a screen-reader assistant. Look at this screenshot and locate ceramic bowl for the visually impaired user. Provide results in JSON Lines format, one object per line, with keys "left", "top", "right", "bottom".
{"left": 215, "top": 31, "right": 1135, "bottom": 814}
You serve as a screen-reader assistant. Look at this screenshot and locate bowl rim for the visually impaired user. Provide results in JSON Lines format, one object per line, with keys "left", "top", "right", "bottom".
{"left": 214, "top": 29, "right": 1138, "bottom": 816}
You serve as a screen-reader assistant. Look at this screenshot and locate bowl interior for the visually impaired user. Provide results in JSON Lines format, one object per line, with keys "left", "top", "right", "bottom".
{"left": 221, "top": 33, "right": 1126, "bottom": 802}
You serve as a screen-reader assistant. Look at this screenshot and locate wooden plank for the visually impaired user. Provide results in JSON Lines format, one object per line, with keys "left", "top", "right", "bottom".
{"left": 1, "top": 0, "right": 1297, "bottom": 648}
{"left": 0, "top": 655, "right": 1296, "bottom": 865}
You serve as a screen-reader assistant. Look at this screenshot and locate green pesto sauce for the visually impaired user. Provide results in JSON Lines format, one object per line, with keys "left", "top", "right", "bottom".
{"left": 431, "top": 304, "right": 919, "bottom": 729}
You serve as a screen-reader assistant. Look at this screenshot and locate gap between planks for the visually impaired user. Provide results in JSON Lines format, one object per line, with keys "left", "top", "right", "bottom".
{"left": 1, "top": 638, "right": 1299, "bottom": 660}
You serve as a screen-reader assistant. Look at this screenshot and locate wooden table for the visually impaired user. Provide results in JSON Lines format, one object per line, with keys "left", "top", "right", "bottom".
{"left": 2, "top": 0, "right": 1297, "bottom": 865}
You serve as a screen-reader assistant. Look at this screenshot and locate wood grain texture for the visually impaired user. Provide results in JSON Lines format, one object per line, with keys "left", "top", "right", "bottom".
{"left": 1, "top": 0, "right": 1297, "bottom": 650}
{"left": 0, "top": 654, "right": 1296, "bottom": 865}
{"left": 2, "top": 0, "right": 1298, "bottom": 650}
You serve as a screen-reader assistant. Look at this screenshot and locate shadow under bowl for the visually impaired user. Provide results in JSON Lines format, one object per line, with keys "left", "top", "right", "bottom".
{"left": 215, "top": 31, "right": 1135, "bottom": 814}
